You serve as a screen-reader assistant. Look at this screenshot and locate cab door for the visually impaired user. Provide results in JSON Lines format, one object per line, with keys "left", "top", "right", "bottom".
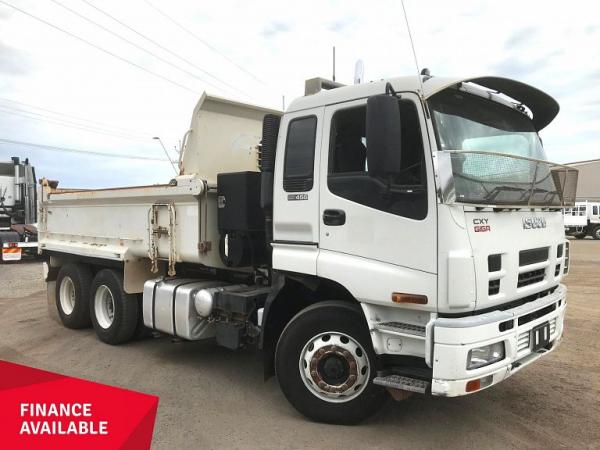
{"left": 316, "top": 93, "right": 437, "bottom": 305}
{"left": 272, "top": 107, "right": 324, "bottom": 275}
{"left": 592, "top": 204, "right": 600, "bottom": 223}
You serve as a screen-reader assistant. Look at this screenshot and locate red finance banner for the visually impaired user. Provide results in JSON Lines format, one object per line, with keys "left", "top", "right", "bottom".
{"left": 0, "top": 360, "right": 159, "bottom": 449}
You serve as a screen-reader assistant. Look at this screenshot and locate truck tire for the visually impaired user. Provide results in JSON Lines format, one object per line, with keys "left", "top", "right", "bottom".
{"left": 593, "top": 226, "right": 600, "bottom": 240}
{"left": 55, "top": 263, "right": 92, "bottom": 329}
{"left": 90, "top": 269, "right": 139, "bottom": 345}
{"left": 275, "top": 301, "right": 387, "bottom": 424}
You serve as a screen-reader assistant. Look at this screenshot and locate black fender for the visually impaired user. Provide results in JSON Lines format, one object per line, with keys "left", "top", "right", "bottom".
{"left": 260, "top": 271, "right": 356, "bottom": 380}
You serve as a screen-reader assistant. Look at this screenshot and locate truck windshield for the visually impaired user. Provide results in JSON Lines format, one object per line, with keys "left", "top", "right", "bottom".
{"left": 428, "top": 88, "right": 575, "bottom": 206}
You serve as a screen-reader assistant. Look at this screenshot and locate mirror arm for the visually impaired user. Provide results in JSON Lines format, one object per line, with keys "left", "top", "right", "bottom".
{"left": 385, "top": 82, "right": 401, "bottom": 98}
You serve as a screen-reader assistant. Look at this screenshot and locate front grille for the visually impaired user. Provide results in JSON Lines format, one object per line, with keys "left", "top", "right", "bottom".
{"left": 549, "top": 318, "right": 557, "bottom": 335}
{"left": 519, "top": 247, "right": 549, "bottom": 266}
{"left": 440, "top": 287, "right": 557, "bottom": 318}
{"left": 496, "top": 286, "right": 557, "bottom": 312}
{"left": 517, "top": 313, "right": 558, "bottom": 353}
{"left": 488, "top": 254, "right": 502, "bottom": 272}
{"left": 499, "top": 319, "right": 514, "bottom": 332}
{"left": 518, "top": 268, "right": 546, "bottom": 287}
{"left": 488, "top": 279, "right": 500, "bottom": 295}
{"left": 517, "top": 332, "right": 530, "bottom": 352}
{"left": 518, "top": 303, "right": 556, "bottom": 326}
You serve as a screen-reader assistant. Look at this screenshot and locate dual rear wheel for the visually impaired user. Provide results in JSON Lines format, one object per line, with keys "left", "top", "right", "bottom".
{"left": 55, "top": 264, "right": 140, "bottom": 345}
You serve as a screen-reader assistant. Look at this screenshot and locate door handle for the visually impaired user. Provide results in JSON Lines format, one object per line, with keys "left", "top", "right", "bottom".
{"left": 323, "top": 209, "right": 346, "bottom": 226}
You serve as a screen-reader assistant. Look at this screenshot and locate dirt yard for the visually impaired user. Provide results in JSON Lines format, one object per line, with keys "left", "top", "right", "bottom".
{"left": 0, "top": 240, "right": 598, "bottom": 449}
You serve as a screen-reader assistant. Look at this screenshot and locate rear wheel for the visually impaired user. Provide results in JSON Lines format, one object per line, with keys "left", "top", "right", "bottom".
{"left": 275, "top": 301, "right": 387, "bottom": 424}
{"left": 592, "top": 226, "right": 600, "bottom": 240}
{"left": 90, "top": 269, "right": 138, "bottom": 345}
{"left": 55, "top": 263, "right": 92, "bottom": 329}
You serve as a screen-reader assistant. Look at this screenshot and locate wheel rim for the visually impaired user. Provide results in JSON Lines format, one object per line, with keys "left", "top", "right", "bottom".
{"left": 94, "top": 285, "right": 115, "bottom": 329}
{"left": 59, "top": 276, "right": 76, "bottom": 315}
{"left": 299, "top": 331, "right": 370, "bottom": 403}
{"left": 595, "top": 229, "right": 600, "bottom": 239}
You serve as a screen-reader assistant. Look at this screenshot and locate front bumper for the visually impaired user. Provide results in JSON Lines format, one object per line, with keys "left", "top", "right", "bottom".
{"left": 431, "top": 284, "right": 566, "bottom": 397}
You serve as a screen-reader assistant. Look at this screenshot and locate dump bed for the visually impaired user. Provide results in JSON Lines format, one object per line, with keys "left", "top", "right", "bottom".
{"left": 39, "top": 94, "right": 280, "bottom": 292}
{"left": 38, "top": 176, "right": 221, "bottom": 272}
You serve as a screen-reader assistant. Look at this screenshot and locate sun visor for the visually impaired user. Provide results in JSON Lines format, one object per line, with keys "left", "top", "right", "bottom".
{"left": 425, "top": 76, "right": 559, "bottom": 131}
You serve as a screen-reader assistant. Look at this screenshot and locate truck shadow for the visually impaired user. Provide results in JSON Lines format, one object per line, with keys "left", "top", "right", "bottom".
{"left": 131, "top": 333, "right": 488, "bottom": 423}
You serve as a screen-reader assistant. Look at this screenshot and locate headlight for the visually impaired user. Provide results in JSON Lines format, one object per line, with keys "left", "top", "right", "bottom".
{"left": 467, "top": 342, "right": 505, "bottom": 370}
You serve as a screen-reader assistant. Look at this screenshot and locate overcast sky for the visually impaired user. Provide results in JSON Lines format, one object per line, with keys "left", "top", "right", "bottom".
{"left": 0, "top": 0, "right": 598, "bottom": 188}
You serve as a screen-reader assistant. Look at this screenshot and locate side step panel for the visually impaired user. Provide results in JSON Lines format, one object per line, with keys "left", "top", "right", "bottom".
{"left": 373, "top": 321, "right": 426, "bottom": 339}
{"left": 373, "top": 374, "right": 430, "bottom": 394}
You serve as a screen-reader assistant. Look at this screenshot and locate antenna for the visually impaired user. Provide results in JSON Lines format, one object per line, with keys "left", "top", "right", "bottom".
{"left": 400, "top": 0, "right": 425, "bottom": 98}
{"left": 354, "top": 59, "right": 364, "bottom": 85}
{"left": 332, "top": 46, "right": 336, "bottom": 82}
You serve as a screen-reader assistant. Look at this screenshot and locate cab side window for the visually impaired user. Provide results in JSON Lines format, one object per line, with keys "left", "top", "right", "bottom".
{"left": 284, "top": 116, "right": 317, "bottom": 192}
{"left": 328, "top": 100, "right": 427, "bottom": 220}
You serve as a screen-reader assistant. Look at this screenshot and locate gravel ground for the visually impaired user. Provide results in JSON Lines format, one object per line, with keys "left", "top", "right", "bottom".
{"left": 1, "top": 240, "right": 599, "bottom": 449}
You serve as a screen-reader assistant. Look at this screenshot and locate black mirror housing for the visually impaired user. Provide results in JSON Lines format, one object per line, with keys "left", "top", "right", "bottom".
{"left": 366, "top": 95, "right": 402, "bottom": 177}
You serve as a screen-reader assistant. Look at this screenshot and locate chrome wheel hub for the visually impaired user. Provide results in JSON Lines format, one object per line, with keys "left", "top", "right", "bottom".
{"left": 299, "top": 332, "right": 370, "bottom": 403}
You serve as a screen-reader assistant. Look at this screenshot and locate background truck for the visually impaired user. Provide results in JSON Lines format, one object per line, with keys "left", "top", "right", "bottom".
{"left": 563, "top": 201, "right": 600, "bottom": 239}
{"left": 0, "top": 157, "right": 38, "bottom": 262}
{"left": 40, "top": 74, "right": 577, "bottom": 424}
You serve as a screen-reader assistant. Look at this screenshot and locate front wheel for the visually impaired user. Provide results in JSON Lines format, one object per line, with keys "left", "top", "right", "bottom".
{"left": 275, "top": 301, "right": 387, "bottom": 424}
{"left": 592, "top": 226, "right": 600, "bottom": 240}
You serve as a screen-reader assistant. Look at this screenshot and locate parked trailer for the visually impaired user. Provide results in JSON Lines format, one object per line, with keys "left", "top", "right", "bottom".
{"left": 40, "top": 75, "right": 578, "bottom": 424}
{"left": 0, "top": 157, "right": 38, "bottom": 262}
{"left": 563, "top": 201, "right": 600, "bottom": 239}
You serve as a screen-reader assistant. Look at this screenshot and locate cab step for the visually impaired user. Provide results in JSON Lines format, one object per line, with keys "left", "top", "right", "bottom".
{"left": 373, "top": 374, "right": 430, "bottom": 394}
{"left": 373, "top": 321, "right": 426, "bottom": 339}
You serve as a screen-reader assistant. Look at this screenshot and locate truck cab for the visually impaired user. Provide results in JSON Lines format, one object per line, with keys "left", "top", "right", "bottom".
{"left": 265, "top": 75, "right": 576, "bottom": 404}
{"left": 40, "top": 74, "right": 577, "bottom": 424}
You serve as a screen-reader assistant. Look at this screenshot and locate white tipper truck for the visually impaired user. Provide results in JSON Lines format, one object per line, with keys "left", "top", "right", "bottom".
{"left": 563, "top": 201, "right": 600, "bottom": 239}
{"left": 39, "top": 74, "right": 578, "bottom": 424}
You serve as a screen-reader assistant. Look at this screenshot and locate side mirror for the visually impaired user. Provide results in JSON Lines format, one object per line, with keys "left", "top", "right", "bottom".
{"left": 366, "top": 95, "right": 402, "bottom": 177}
